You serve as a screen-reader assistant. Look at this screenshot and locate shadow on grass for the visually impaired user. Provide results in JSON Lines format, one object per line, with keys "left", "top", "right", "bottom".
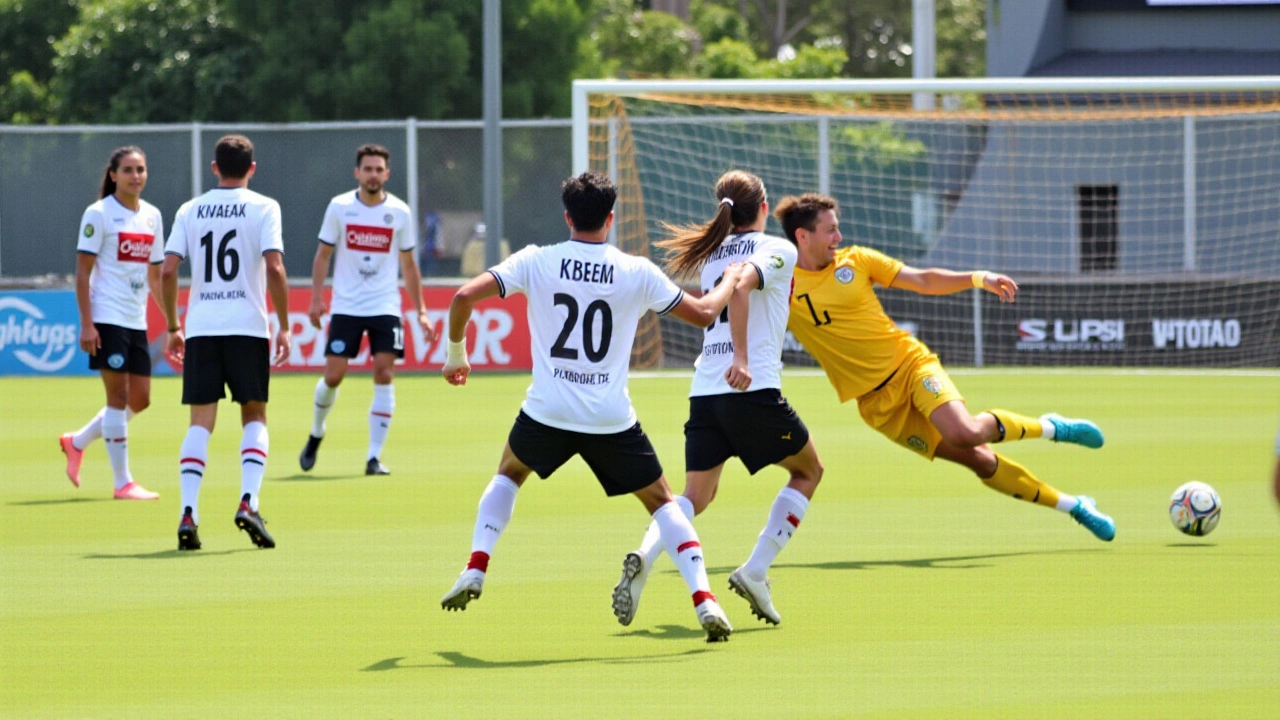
{"left": 83, "top": 548, "right": 260, "bottom": 560}
{"left": 274, "top": 473, "right": 360, "bottom": 482}
{"left": 615, "top": 624, "right": 771, "bottom": 641}
{"left": 9, "top": 497, "right": 110, "bottom": 506}
{"left": 362, "top": 648, "right": 712, "bottom": 672}
{"left": 1166, "top": 542, "right": 1216, "bottom": 548}
{"left": 696, "top": 548, "right": 1106, "bottom": 576}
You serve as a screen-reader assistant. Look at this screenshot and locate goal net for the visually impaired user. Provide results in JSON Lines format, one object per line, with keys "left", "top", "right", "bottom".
{"left": 573, "top": 78, "right": 1280, "bottom": 369}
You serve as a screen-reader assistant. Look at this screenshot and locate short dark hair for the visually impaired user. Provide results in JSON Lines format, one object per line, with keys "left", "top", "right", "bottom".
{"left": 214, "top": 134, "right": 254, "bottom": 179}
{"left": 561, "top": 171, "right": 617, "bottom": 232}
{"left": 356, "top": 143, "right": 390, "bottom": 167}
{"left": 774, "top": 193, "right": 838, "bottom": 243}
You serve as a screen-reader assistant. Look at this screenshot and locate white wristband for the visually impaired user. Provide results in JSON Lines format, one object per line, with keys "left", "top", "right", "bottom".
{"left": 446, "top": 339, "right": 467, "bottom": 366}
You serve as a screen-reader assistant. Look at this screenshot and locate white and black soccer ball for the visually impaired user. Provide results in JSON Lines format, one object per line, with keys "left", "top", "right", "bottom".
{"left": 1169, "top": 481, "right": 1221, "bottom": 537}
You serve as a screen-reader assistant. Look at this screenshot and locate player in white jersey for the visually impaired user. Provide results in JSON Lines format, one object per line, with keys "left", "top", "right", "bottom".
{"left": 160, "top": 135, "right": 290, "bottom": 551}
{"left": 438, "top": 171, "right": 746, "bottom": 641}
{"left": 614, "top": 170, "right": 825, "bottom": 629}
{"left": 300, "top": 144, "right": 434, "bottom": 476}
{"left": 59, "top": 146, "right": 164, "bottom": 500}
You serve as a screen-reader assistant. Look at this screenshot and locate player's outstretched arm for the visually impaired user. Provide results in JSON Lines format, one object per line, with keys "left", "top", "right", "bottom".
{"left": 160, "top": 253, "right": 185, "bottom": 365}
{"left": 666, "top": 262, "right": 746, "bottom": 328}
{"left": 400, "top": 249, "right": 435, "bottom": 344}
{"left": 265, "top": 250, "right": 292, "bottom": 366}
{"left": 308, "top": 242, "right": 334, "bottom": 329}
{"left": 891, "top": 266, "right": 1018, "bottom": 303}
{"left": 443, "top": 272, "right": 500, "bottom": 386}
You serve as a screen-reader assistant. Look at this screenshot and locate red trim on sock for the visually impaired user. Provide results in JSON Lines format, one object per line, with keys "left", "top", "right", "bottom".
{"left": 676, "top": 540, "right": 701, "bottom": 554}
{"left": 786, "top": 513, "right": 801, "bottom": 527}
{"left": 692, "top": 590, "right": 716, "bottom": 606}
{"left": 180, "top": 457, "right": 206, "bottom": 466}
{"left": 466, "top": 551, "right": 490, "bottom": 572}
{"left": 241, "top": 447, "right": 267, "bottom": 458}
{"left": 370, "top": 411, "right": 392, "bottom": 418}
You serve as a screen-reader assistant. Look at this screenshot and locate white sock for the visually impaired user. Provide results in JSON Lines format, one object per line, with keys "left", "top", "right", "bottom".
{"left": 179, "top": 426, "right": 211, "bottom": 524}
{"left": 639, "top": 494, "right": 693, "bottom": 568}
{"left": 240, "top": 421, "right": 268, "bottom": 512}
{"left": 311, "top": 378, "right": 338, "bottom": 438}
{"left": 368, "top": 383, "right": 394, "bottom": 461}
{"left": 653, "top": 501, "right": 713, "bottom": 606}
{"left": 73, "top": 406, "right": 135, "bottom": 451}
{"left": 1040, "top": 419, "right": 1056, "bottom": 440}
{"left": 102, "top": 407, "right": 132, "bottom": 490}
{"left": 742, "top": 487, "right": 810, "bottom": 580}
{"left": 466, "top": 475, "right": 519, "bottom": 572}
{"left": 1055, "top": 494, "right": 1079, "bottom": 513}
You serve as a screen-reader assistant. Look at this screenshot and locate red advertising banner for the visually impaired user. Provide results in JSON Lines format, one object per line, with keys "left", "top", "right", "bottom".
{"left": 145, "top": 286, "right": 531, "bottom": 374}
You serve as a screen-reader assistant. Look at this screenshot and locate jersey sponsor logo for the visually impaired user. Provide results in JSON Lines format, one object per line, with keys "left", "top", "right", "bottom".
{"left": 552, "top": 367, "right": 610, "bottom": 385}
{"left": 1151, "top": 318, "right": 1241, "bottom": 350}
{"left": 345, "top": 224, "right": 393, "bottom": 253}
{"left": 116, "top": 232, "right": 155, "bottom": 263}
{"left": 196, "top": 203, "right": 247, "bottom": 219}
{"left": 1016, "top": 318, "right": 1125, "bottom": 352}
{"left": 0, "top": 296, "right": 78, "bottom": 373}
{"left": 835, "top": 266, "right": 854, "bottom": 284}
{"left": 707, "top": 238, "right": 756, "bottom": 263}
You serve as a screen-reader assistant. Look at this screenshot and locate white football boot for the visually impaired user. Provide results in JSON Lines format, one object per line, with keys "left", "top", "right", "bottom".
{"left": 728, "top": 567, "right": 781, "bottom": 625}
{"left": 441, "top": 568, "right": 485, "bottom": 611}
{"left": 695, "top": 598, "right": 733, "bottom": 642}
{"left": 611, "top": 551, "right": 649, "bottom": 626}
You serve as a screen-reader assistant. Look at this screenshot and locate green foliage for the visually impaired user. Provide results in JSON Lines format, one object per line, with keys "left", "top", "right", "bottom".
{"left": 594, "top": 0, "right": 700, "bottom": 77}
{"left": 694, "top": 38, "right": 761, "bottom": 79}
{"left": 0, "top": 70, "right": 52, "bottom": 124}
{"left": 331, "top": 1, "right": 471, "bottom": 120}
{"left": 51, "top": 0, "right": 254, "bottom": 123}
{"left": 689, "top": 0, "right": 749, "bottom": 45}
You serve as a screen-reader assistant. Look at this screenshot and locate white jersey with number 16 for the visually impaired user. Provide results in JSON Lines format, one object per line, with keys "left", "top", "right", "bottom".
{"left": 165, "top": 187, "right": 284, "bottom": 339}
{"left": 489, "top": 240, "right": 684, "bottom": 435}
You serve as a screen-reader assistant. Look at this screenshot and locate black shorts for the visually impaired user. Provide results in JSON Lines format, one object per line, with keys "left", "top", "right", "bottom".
{"left": 182, "top": 336, "right": 270, "bottom": 405}
{"left": 88, "top": 323, "right": 151, "bottom": 375}
{"left": 507, "top": 411, "right": 664, "bottom": 497}
{"left": 685, "top": 388, "right": 810, "bottom": 474}
{"left": 326, "top": 314, "right": 404, "bottom": 359}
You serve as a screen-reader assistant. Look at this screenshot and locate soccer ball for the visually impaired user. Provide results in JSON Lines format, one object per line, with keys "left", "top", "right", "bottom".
{"left": 1169, "top": 481, "right": 1221, "bottom": 537}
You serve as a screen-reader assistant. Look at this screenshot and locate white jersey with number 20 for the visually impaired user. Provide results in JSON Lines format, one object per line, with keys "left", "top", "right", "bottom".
{"left": 489, "top": 240, "right": 684, "bottom": 434}
{"left": 165, "top": 187, "right": 284, "bottom": 339}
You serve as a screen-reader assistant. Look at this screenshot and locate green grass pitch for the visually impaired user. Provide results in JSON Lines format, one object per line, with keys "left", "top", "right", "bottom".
{"left": 2, "top": 370, "right": 1278, "bottom": 719}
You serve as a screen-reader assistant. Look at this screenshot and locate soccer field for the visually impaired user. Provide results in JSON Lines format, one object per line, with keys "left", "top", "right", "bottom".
{"left": 2, "top": 371, "right": 1278, "bottom": 719}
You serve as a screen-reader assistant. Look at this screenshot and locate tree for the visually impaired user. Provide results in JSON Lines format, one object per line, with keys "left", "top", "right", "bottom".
{"left": 51, "top": 0, "right": 255, "bottom": 123}
{"left": 0, "top": 0, "right": 78, "bottom": 122}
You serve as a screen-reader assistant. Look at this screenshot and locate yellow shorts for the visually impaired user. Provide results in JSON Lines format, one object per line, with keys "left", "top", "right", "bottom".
{"left": 855, "top": 350, "right": 963, "bottom": 460}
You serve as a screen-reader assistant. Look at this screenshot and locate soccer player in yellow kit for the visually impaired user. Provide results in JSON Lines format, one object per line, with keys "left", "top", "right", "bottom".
{"left": 775, "top": 193, "right": 1116, "bottom": 541}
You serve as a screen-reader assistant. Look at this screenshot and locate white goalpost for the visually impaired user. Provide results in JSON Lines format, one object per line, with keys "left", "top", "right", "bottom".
{"left": 571, "top": 76, "right": 1280, "bottom": 369}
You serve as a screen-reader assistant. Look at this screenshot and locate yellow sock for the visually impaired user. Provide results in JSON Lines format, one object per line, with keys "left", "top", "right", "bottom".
{"left": 987, "top": 409, "right": 1043, "bottom": 442}
{"left": 983, "top": 454, "right": 1061, "bottom": 509}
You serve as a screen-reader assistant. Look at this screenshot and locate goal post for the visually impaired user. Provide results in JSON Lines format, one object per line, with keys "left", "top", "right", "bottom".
{"left": 572, "top": 77, "right": 1280, "bottom": 369}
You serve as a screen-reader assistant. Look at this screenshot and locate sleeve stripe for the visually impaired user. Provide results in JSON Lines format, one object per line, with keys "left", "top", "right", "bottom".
{"left": 165, "top": 250, "right": 185, "bottom": 259}
{"left": 657, "top": 289, "right": 684, "bottom": 316}
{"left": 488, "top": 269, "right": 506, "bottom": 298}
{"left": 76, "top": 250, "right": 98, "bottom": 256}
{"left": 262, "top": 249, "right": 284, "bottom": 257}
{"left": 749, "top": 262, "right": 765, "bottom": 290}
{"left": 318, "top": 237, "right": 336, "bottom": 246}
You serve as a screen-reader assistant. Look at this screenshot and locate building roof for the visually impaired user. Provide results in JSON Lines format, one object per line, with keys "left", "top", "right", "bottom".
{"left": 1030, "top": 50, "right": 1280, "bottom": 76}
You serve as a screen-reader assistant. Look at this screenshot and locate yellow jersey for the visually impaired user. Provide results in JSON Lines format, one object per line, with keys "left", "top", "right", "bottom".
{"left": 788, "top": 246, "right": 927, "bottom": 402}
